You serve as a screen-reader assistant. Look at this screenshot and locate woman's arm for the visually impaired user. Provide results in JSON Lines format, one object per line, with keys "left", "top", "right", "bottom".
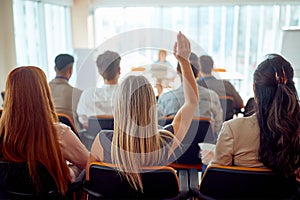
{"left": 86, "top": 134, "right": 104, "bottom": 180}
{"left": 169, "top": 32, "right": 199, "bottom": 154}
{"left": 57, "top": 123, "right": 89, "bottom": 169}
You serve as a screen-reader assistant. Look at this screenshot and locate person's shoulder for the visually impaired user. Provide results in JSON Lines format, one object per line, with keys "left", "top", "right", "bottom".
{"left": 225, "top": 114, "right": 257, "bottom": 127}
{"left": 198, "top": 85, "right": 214, "bottom": 94}
{"left": 158, "top": 88, "right": 179, "bottom": 102}
{"left": 98, "top": 130, "right": 114, "bottom": 142}
{"left": 49, "top": 79, "right": 55, "bottom": 84}
{"left": 222, "top": 80, "right": 235, "bottom": 87}
{"left": 70, "top": 86, "right": 82, "bottom": 94}
{"left": 198, "top": 85, "right": 219, "bottom": 99}
{"left": 55, "top": 122, "right": 72, "bottom": 134}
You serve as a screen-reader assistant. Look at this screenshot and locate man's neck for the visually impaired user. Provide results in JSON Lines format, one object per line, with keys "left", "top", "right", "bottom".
{"left": 104, "top": 79, "right": 118, "bottom": 85}
{"left": 55, "top": 75, "right": 69, "bottom": 81}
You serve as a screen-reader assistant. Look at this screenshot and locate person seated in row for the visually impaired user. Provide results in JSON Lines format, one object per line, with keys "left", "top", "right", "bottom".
{"left": 157, "top": 52, "right": 223, "bottom": 134}
{"left": 155, "top": 49, "right": 173, "bottom": 67}
{"left": 198, "top": 55, "right": 244, "bottom": 116}
{"left": 49, "top": 54, "right": 82, "bottom": 130}
{"left": 201, "top": 54, "right": 300, "bottom": 181}
{"left": 0, "top": 66, "right": 89, "bottom": 196}
{"left": 87, "top": 32, "right": 198, "bottom": 191}
{"left": 77, "top": 50, "right": 121, "bottom": 128}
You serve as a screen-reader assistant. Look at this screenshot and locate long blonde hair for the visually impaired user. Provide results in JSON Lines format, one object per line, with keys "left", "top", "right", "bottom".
{"left": 0, "top": 66, "right": 71, "bottom": 195}
{"left": 111, "top": 75, "right": 173, "bottom": 191}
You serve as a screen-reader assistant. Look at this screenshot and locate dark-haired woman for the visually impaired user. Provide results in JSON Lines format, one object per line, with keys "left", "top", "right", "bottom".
{"left": 206, "top": 54, "right": 300, "bottom": 180}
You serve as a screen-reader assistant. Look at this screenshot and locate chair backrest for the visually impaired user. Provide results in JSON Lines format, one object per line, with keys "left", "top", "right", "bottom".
{"left": 158, "top": 116, "right": 216, "bottom": 165}
{"left": 0, "top": 161, "right": 60, "bottom": 200}
{"left": 85, "top": 115, "right": 114, "bottom": 150}
{"left": 199, "top": 165, "right": 298, "bottom": 199}
{"left": 57, "top": 113, "right": 78, "bottom": 137}
{"left": 219, "top": 96, "right": 234, "bottom": 121}
{"left": 84, "top": 162, "right": 180, "bottom": 199}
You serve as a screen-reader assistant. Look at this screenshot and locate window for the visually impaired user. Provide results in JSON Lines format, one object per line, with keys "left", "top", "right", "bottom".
{"left": 92, "top": 5, "right": 300, "bottom": 101}
{"left": 13, "top": 0, "right": 72, "bottom": 81}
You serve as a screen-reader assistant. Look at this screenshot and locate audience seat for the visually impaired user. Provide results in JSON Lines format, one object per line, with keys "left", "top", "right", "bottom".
{"left": 57, "top": 113, "right": 79, "bottom": 138}
{"left": 190, "top": 164, "right": 299, "bottom": 199}
{"left": 218, "top": 95, "right": 235, "bottom": 121}
{"left": 79, "top": 115, "right": 114, "bottom": 150}
{"left": 159, "top": 116, "right": 216, "bottom": 170}
{"left": 82, "top": 161, "right": 189, "bottom": 200}
{"left": 0, "top": 161, "right": 64, "bottom": 200}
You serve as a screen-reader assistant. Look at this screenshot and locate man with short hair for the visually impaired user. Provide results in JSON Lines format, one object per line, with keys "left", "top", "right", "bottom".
{"left": 157, "top": 52, "right": 223, "bottom": 134}
{"left": 77, "top": 50, "right": 121, "bottom": 128}
{"left": 197, "top": 55, "right": 244, "bottom": 118}
{"left": 49, "top": 53, "right": 82, "bottom": 129}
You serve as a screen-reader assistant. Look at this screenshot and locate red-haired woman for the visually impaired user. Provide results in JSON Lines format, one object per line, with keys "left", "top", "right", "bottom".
{"left": 0, "top": 66, "right": 89, "bottom": 196}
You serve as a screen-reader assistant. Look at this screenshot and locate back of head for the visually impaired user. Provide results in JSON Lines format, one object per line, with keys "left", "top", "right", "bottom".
{"left": 54, "top": 54, "right": 74, "bottom": 73}
{"left": 200, "top": 55, "right": 214, "bottom": 74}
{"left": 254, "top": 54, "right": 300, "bottom": 177}
{"left": 112, "top": 75, "right": 172, "bottom": 191}
{"left": 0, "top": 66, "right": 71, "bottom": 195}
{"left": 96, "top": 50, "right": 121, "bottom": 81}
{"left": 177, "top": 52, "right": 200, "bottom": 78}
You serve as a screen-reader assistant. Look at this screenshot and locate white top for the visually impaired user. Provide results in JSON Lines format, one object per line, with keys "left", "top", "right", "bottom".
{"left": 76, "top": 84, "right": 118, "bottom": 127}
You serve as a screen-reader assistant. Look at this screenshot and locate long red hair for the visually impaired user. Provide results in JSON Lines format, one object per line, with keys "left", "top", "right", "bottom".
{"left": 0, "top": 66, "right": 71, "bottom": 194}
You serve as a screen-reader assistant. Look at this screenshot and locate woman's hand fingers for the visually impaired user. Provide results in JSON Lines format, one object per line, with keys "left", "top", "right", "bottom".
{"left": 174, "top": 32, "right": 191, "bottom": 62}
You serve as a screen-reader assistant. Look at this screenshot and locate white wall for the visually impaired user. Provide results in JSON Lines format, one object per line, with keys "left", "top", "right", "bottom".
{"left": 0, "top": 0, "right": 16, "bottom": 99}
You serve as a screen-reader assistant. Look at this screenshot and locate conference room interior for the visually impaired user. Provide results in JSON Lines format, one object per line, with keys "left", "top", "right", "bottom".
{"left": 0, "top": 0, "right": 299, "bottom": 199}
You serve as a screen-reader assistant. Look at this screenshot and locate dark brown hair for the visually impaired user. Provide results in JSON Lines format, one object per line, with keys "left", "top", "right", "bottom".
{"left": 199, "top": 55, "right": 214, "bottom": 74}
{"left": 254, "top": 54, "right": 300, "bottom": 177}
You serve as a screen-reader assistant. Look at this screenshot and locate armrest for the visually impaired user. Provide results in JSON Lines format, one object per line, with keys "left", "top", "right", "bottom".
{"left": 82, "top": 182, "right": 103, "bottom": 198}
{"left": 69, "top": 170, "right": 86, "bottom": 192}
{"left": 178, "top": 169, "right": 189, "bottom": 198}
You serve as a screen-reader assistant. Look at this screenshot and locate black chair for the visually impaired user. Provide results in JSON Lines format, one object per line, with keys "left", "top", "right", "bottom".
{"left": 83, "top": 162, "right": 189, "bottom": 200}
{"left": 79, "top": 116, "right": 114, "bottom": 150}
{"left": 191, "top": 164, "right": 299, "bottom": 200}
{"left": 1, "top": 91, "right": 4, "bottom": 101}
{"left": 158, "top": 116, "right": 216, "bottom": 169}
{"left": 219, "top": 96, "right": 234, "bottom": 121}
{"left": 57, "top": 113, "right": 79, "bottom": 138}
{"left": 0, "top": 161, "right": 63, "bottom": 200}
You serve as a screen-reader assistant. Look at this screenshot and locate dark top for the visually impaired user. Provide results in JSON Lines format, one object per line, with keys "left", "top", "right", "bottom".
{"left": 99, "top": 125, "right": 174, "bottom": 165}
{"left": 197, "top": 76, "right": 244, "bottom": 110}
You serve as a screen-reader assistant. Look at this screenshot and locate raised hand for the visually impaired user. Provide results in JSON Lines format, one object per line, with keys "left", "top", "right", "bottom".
{"left": 173, "top": 31, "right": 191, "bottom": 63}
